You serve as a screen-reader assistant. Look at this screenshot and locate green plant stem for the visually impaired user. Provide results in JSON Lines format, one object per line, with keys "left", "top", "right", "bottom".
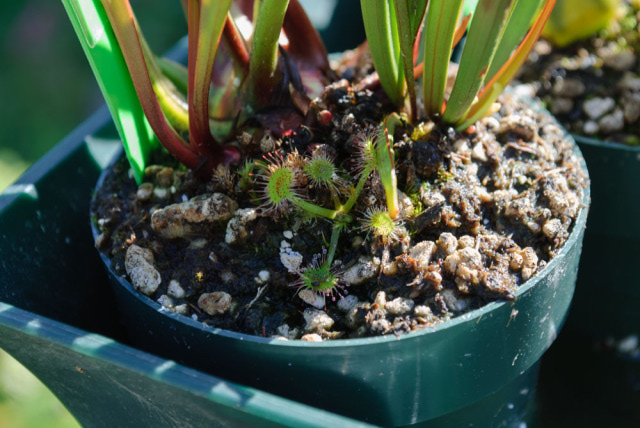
{"left": 325, "top": 224, "right": 343, "bottom": 267}
{"left": 393, "top": 0, "right": 421, "bottom": 120}
{"left": 291, "top": 197, "right": 351, "bottom": 223}
{"left": 247, "top": 0, "right": 290, "bottom": 109}
{"left": 341, "top": 167, "right": 372, "bottom": 215}
{"left": 378, "top": 114, "right": 400, "bottom": 219}
{"left": 456, "top": 0, "right": 555, "bottom": 130}
{"left": 442, "top": 0, "right": 515, "bottom": 124}
{"left": 222, "top": 13, "right": 250, "bottom": 77}
{"left": 422, "top": 0, "right": 464, "bottom": 117}
{"left": 100, "top": 0, "right": 204, "bottom": 175}
{"left": 139, "top": 38, "right": 189, "bottom": 133}
{"left": 360, "top": 0, "right": 405, "bottom": 106}
{"left": 187, "top": 0, "right": 231, "bottom": 158}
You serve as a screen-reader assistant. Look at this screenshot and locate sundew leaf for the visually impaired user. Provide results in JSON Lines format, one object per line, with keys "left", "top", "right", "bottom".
{"left": 485, "top": 0, "right": 544, "bottom": 82}
{"left": 442, "top": 0, "right": 516, "bottom": 124}
{"left": 456, "top": 0, "right": 555, "bottom": 130}
{"left": 361, "top": 0, "right": 405, "bottom": 106}
{"left": 422, "top": 0, "right": 464, "bottom": 117}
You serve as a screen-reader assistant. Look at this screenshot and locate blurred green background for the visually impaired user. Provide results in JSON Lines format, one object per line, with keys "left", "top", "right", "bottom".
{"left": 0, "top": 1, "right": 186, "bottom": 427}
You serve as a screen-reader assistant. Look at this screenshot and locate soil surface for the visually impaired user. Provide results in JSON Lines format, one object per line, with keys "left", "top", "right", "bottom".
{"left": 518, "top": 1, "right": 640, "bottom": 145}
{"left": 92, "top": 78, "right": 588, "bottom": 341}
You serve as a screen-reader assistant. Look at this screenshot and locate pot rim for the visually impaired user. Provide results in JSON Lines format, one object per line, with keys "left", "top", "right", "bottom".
{"left": 573, "top": 133, "right": 640, "bottom": 153}
{"left": 93, "top": 115, "right": 590, "bottom": 350}
{"left": 94, "top": 146, "right": 590, "bottom": 349}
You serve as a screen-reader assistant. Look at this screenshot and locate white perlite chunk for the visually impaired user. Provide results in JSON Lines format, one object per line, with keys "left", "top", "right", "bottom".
{"left": 300, "top": 333, "right": 323, "bottom": 342}
{"left": 583, "top": 120, "right": 599, "bottom": 135}
{"left": 136, "top": 183, "right": 154, "bottom": 201}
{"left": 198, "top": 292, "right": 232, "bottom": 316}
{"left": 225, "top": 208, "right": 258, "bottom": 244}
{"left": 414, "top": 305, "right": 433, "bottom": 318}
{"left": 276, "top": 323, "right": 300, "bottom": 340}
{"left": 298, "top": 288, "right": 325, "bottom": 309}
{"left": 254, "top": 270, "right": 270, "bottom": 285}
{"left": 173, "top": 304, "right": 189, "bottom": 315}
{"left": 437, "top": 233, "right": 458, "bottom": 255}
{"left": 342, "top": 256, "right": 378, "bottom": 285}
{"left": 280, "top": 247, "right": 304, "bottom": 273}
{"left": 583, "top": 97, "right": 615, "bottom": 120}
{"left": 157, "top": 294, "right": 174, "bottom": 309}
{"left": 408, "top": 241, "right": 436, "bottom": 271}
{"left": 440, "top": 289, "right": 470, "bottom": 312}
{"left": 598, "top": 108, "right": 624, "bottom": 134}
{"left": 542, "top": 218, "right": 563, "bottom": 240}
{"left": 303, "top": 308, "right": 334, "bottom": 333}
{"left": 520, "top": 247, "right": 538, "bottom": 281}
{"left": 167, "top": 279, "right": 185, "bottom": 299}
{"left": 385, "top": 297, "right": 415, "bottom": 316}
{"left": 152, "top": 193, "right": 238, "bottom": 239}
{"left": 337, "top": 295, "right": 359, "bottom": 312}
{"left": 125, "top": 244, "right": 161, "bottom": 296}
{"left": 283, "top": 230, "right": 294, "bottom": 239}
{"left": 444, "top": 247, "right": 483, "bottom": 284}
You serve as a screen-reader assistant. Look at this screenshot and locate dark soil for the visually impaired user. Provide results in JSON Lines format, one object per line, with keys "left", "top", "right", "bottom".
{"left": 518, "top": 1, "right": 640, "bottom": 145}
{"left": 92, "top": 77, "right": 588, "bottom": 341}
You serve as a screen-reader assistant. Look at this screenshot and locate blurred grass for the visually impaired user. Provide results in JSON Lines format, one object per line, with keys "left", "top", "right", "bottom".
{"left": 0, "top": 0, "right": 186, "bottom": 192}
{"left": 0, "top": 350, "right": 80, "bottom": 428}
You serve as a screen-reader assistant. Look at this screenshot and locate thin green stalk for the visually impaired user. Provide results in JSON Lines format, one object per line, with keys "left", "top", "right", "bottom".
{"left": 378, "top": 114, "right": 400, "bottom": 220}
{"left": 442, "top": 0, "right": 516, "bottom": 124}
{"left": 360, "top": 0, "right": 405, "bottom": 106}
{"left": 140, "top": 37, "right": 189, "bottom": 133}
{"left": 422, "top": 0, "right": 464, "bottom": 117}
{"left": 187, "top": 0, "right": 231, "bottom": 158}
{"left": 393, "top": 0, "right": 423, "bottom": 120}
{"left": 325, "top": 224, "right": 343, "bottom": 266}
{"left": 291, "top": 197, "right": 351, "bottom": 223}
{"left": 456, "top": 0, "right": 555, "bottom": 130}
{"left": 100, "top": 0, "right": 204, "bottom": 175}
{"left": 341, "top": 166, "right": 373, "bottom": 215}
{"left": 247, "top": 0, "right": 290, "bottom": 109}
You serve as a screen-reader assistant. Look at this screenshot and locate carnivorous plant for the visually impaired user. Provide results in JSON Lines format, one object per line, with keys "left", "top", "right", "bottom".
{"left": 64, "top": 0, "right": 555, "bottom": 303}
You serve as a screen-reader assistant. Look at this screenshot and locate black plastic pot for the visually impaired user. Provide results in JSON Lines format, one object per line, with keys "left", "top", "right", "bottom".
{"left": 0, "top": 108, "right": 371, "bottom": 428}
{"left": 93, "top": 111, "right": 591, "bottom": 426}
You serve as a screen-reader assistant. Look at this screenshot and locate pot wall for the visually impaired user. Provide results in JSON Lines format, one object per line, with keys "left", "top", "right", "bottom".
{"left": 567, "top": 136, "right": 640, "bottom": 339}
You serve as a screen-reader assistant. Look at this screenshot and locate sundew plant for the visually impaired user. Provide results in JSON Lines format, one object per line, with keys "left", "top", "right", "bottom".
{"left": 64, "top": 0, "right": 555, "bottom": 303}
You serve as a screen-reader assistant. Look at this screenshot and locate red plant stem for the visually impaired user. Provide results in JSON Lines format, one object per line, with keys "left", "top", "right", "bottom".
{"left": 282, "top": 0, "right": 330, "bottom": 76}
{"left": 187, "top": 0, "right": 234, "bottom": 172}
{"left": 453, "top": 14, "right": 471, "bottom": 49}
{"left": 101, "top": 0, "right": 202, "bottom": 170}
{"left": 223, "top": 15, "right": 250, "bottom": 76}
{"left": 187, "top": 0, "right": 211, "bottom": 159}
